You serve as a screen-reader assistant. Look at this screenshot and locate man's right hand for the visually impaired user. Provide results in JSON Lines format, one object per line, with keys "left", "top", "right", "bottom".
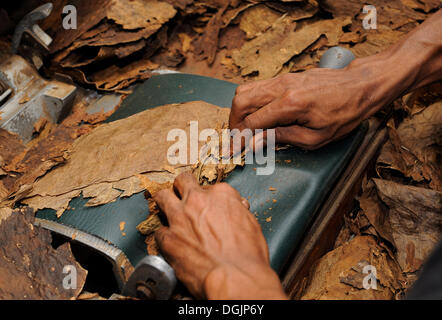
{"left": 230, "top": 9, "right": 442, "bottom": 150}
{"left": 230, "top": 66, "right": 378, "bottom": 150}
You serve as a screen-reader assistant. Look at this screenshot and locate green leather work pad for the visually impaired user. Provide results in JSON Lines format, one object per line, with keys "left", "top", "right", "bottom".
{"left": 36, "top": 73, "right": 366, "bottom": 273}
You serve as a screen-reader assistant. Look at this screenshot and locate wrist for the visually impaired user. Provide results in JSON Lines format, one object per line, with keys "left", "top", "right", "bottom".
{"left": 204, "top": 263, "right": 288, "bottom": 300}
{"left": 349, "top": 11, "right": 442, "bottom": 120}
{"left": 346, "top": 47, "right": 418, "bottom": 120}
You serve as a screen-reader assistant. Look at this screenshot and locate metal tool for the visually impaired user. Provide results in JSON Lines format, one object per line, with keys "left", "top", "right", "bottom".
{"left": 11, "top": 3, "right": 53, "bottom": 69}
{"left": 122, "top": 255, "right": 176, "bottom": 300}
{"left": 0, "top": 3, "right": 76, "bottom": 143}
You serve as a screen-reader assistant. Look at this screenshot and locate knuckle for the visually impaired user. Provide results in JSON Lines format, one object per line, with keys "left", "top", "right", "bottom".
{"left": 281, "top": 90, "right": 297, "bottom": 106}
{"left": 304, "top": 133, "right": 327, "bottom": 150}
{"left": 213, "top": 182, "right": 234, "bottom": 193}
{"left": 186, "top": 188, "right": 204, "bottom": 203}
{"left": 235, "top": 84, "right": 248, "bottom": 95}
{"left": 156, "top": 229, "right": 173, "bottom": 250}
{"left": 232, "top": 96, "right": 244, "bottom": 110}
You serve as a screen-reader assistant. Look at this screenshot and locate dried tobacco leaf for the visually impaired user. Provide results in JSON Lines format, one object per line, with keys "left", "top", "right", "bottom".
{"left": 352, "top": 27, "right": 406, "bottom": 58}
{"left": 107, "top": 0, "right": 176, "bottom": 30}
{"left": 320, "top": 0, "right": 425, "bottom": 30}
{"left": 193, "top": 3, "right": 229, "bottom": 64}
{"left": 0, "top": 128, "right": 25, "bottom": 170}
{"left": 373, "top": 178, "right": 442, "bottom": 273}
{"left": 301, "top": 235, "right": 405, "bottom": 300}
{"left": 23, "top": 102, "right": 230, "bottom": 216}
{"left": 239, "top": 4, "right": 282, "bottom": 39}
{"left": 0, "top": 208, "right": 87, "bottom": 299}
{"left": 232, "top": 16, "right": 351, "bottom": 79}
{"left": 358, "top": 180, "right": 396, "bottom": 247}
{"left": 377, "top": 101, "right": 442, "bottom": 191}
{"left": 47, "top": 0, "right": 112, "bottom": 53}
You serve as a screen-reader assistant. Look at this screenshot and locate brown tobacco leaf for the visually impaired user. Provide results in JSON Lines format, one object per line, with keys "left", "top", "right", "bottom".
{"left": 193, "top": 3, "right": 229, "bottom": 64}
{"left": 232, "top": 16, "right": 351, "bottom": 79}
{"left": 219, "top": 25, "right": 247, "bottom": 51}
{"left": 373, "top": 179, "right": 442, "bottom": 273}
{"left": 301, "top": 235, "right": 405, "bottom": 300}
{"left": 47, "top": 0, "right": 112, "bottom": 53}
{"left": 136, "top": 174, "right": 174, "bottom": 236}
{"left": 377, "top": 101, "right": 442, "bottom": 191}
{"left": 265, "top": 0, "right": 319, "bottom": 21}
{"left": 0, "top": 207, "right": 12, "bottom": 223}
{"left": 0, "top": 129, "right": 25, "bottom": 170}
{"left": 0, "top": 208, "right": 87, "bottom": 299}
{"left": 23, "top": 102, "right": 230, "bottom": 216}
{"left": 107, "top": 0, "right": 176, "bottom": 30}
{"left": 23, "top": 190, "right": 82, "bottom": 218}
{"left": 239, "top": 4, "right": 282, "bottom": 39}
{"left": 401, "top": 0, "right": 442, "bottom": 13}
{"left": 89, "top": 58, "right": 159, "bottom": 91}
{"left": 358, "top": 180, "right": 396, "bottom": 247}
{"left": 319, "top": 0, "right": 425, "bottom": 30}
{"left": 352, "top": 27, "right": 406, "bottom": 58}
{"left": 193, "top": 126, "right": 243, "bottom": 184}
{"left": 2, "top": 124, "right": 81, "bottom": 203}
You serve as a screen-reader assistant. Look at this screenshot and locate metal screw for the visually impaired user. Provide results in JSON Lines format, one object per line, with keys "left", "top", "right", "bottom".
{"left": 136, "top": 283, "right": 156, "bottom": 300}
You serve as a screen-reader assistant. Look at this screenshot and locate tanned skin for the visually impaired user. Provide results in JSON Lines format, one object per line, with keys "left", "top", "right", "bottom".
{"left": 154, "top": 10, "right": 442, "bottom": 300}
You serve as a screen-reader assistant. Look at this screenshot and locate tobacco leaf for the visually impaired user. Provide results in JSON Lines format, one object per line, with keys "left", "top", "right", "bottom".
{"left": 106, "top": 0, "right": 176, "bottom": 30}
{"left": 239, "top": 4, "right": 282, "bottom": 39}
{"left": 0, "top": 208, "right": 87, "bottom": 299}
{"left": 89, "top": 58, "right": 159, "bottom": 91}
{"left": 136, "top": 175, "right": 173, "bottom": 236}
{"left": 377, "top": 101, "right": 442, "bottom": 191}
{"left": 358, "top": 180, "right": 396, "bottom": 247}
{"left": 352, "top": 27, "right": 406, "bottom": 58}
{"left": 264, "top": 0, "right": 319, "bottom": 21}
{"left": 47, "top": 0, "right": 112, "bottom": 53}
{"left": 373, "top": 179, "right": 442, "bottom": 273}
{"left": 0, "top": 129, "right": 25, "bottom": 171}
{"left": 193, "top": 2, "right": 229, "bottom": 64}
{"left": 23, "top": 101, "right": 230, "bottom": 216}
{"left": 319, "top": 0, "right": 425, "bottom": 30}
{"left": 0, "top": 207, "right": 12, "bottom": 223}
{"left": 232, "top": 16, "right": 351, "bottom": 79}
{"left": 22, "top": 190, "right": 82, "bottom": 218}
{"left": 219, "top": 25, "right": 247, "bottom": 51}
{"left": 301, "top": 235, "right": 405, "bottom": 300}
{"left": 400, "top": 0, "right": 442, "bottom": 13}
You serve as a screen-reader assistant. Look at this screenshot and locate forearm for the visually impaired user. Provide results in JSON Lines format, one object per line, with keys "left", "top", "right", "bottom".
{"left": 350, "top": 9, "right": 442, "bottom": 119}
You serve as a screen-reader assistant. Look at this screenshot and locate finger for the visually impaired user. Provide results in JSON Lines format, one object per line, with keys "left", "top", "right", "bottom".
{"left": 248, "top": 130, "right": 267, "bottom": 153}
{"left": 275, "top": 126, "right": 330, "bottom": 150}
{"left": 240, "top": 95, "right": 304, "bottom": 131}
{"left": 230, "top": 127, "right": 254, "bottom": 156}
{"left": 173, "top": 172, "right": 201, "bottom": 198}
{"left": 154, "top": 227, "right": 169, "bottom": 252}
{"left": 153, "top": 189, "right": 183, "bottom": 224}
{"left": 231, "top": 128, "right": 269, "bottom": 156}
{"left": 154, "top": 227, "right": 178, "bottom": 264}
{"left": 230, "top": 79, "right": 284, "bottom": 129}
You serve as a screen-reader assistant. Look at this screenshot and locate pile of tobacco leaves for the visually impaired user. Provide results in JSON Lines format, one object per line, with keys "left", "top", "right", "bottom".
{"left": 0, "top": 0, "right": 440, "bottom": 299}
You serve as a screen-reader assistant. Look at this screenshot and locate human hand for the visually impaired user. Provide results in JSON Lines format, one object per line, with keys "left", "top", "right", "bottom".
{"left": 154, "top": 172, "right": 287, "bottom": 300}
{"left": 229, "top": 59, "right": 390, "bottom": 150}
